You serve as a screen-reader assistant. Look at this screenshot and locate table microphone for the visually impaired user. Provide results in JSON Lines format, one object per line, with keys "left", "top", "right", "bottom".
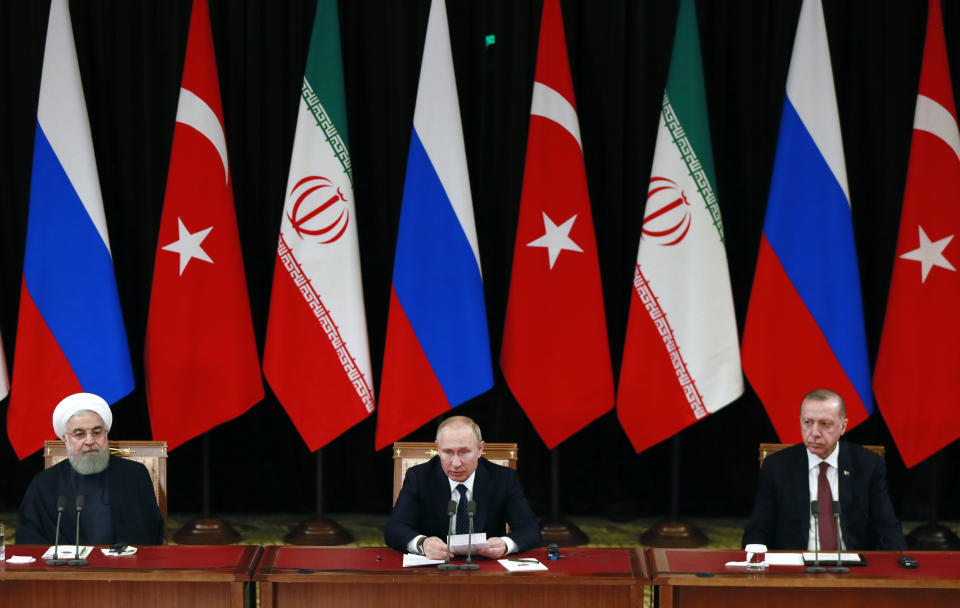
{"left": 438, "top": 500, "right": 459, "bottom": 570}
{"left": 828, "top": 501, "right": 849, "bottom": 574}
{"left": 462, "top": 500, "right": 479, "bottom": 570}
{"left": 46, "top": 495, "right": 68, "bottom": 566}
{"left": 806, "top": 500, "right": 825, "bottom": 573}
{"left": 67, "top": 495, "right": 88, "bottom": 566}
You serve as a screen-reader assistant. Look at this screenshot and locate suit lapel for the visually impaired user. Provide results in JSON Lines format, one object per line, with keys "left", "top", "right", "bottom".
{"left": 474, "top": 459, "right": 491, "bottom": 532}
{"left": 792, "top": 444, "right": 812, "bottom": 545}
{"left": 838, "top": 442, "right": 853, "bottom": 540}
{"left": 429, "top": 458, "right": 453, "bottom": 530}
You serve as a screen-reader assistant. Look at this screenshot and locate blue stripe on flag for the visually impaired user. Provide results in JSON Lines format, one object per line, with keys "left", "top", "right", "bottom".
{"left": 763, "top": 99, "right": 872, "bottom": 412}
{"left": 392, "top": 130, "right": 493, "bottom": 407}
{"left": 23, "top": 125, "right": 134, "bottom": 403}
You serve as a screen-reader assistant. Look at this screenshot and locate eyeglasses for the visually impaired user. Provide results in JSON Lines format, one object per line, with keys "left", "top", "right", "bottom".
{"left": 67, "top": 427, "right": 106, "bottom": 441}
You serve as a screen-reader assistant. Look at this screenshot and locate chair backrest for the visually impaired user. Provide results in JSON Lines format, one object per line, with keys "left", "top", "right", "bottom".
{"left": 44, "top": 439, "right": 168, "bottom": 538}
{"left": 758, "top": 442, "right": 885, "bottom": 468}
{"left": 392, "top": 441, "right": 518, "bottom": 505}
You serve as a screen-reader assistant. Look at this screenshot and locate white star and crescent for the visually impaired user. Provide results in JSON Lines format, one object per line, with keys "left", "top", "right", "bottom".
{"left": 900, "top": 225, "right": 955, "bottom": 283}
{"left": 526, "top": 212, "right": 583, "bottom": 269}
{"left": 162, "top": 217, "right": 214, "bottom": 275}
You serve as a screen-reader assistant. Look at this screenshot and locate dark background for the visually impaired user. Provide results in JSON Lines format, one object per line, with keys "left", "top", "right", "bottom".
{"left": 1, "top": 0, "right": 958, "bottom": 524}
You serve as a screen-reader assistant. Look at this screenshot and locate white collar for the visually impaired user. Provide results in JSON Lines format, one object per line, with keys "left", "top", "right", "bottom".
{"left": 806, "top": 442, "right": 840, "bottom": 471}
{"left": 448, "top": 471, "right": 476, "bottom": 495}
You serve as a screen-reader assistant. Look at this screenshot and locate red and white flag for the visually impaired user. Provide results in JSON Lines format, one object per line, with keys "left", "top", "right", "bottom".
{"left": 874, "top": 0, "right": 960, "bottom": 468}
{"left": 145, "top": 0, "right": 263, "bottom": 450}
{"left": 500, "top": 0, "right": 614, "bottom": 449}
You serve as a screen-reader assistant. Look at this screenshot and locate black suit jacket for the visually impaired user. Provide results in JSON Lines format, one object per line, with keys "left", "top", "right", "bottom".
{"left": 17, "top": 456, "right": 164, "bottom": 545}
{"left": 384, "top": 456, "right": 541, "bottom": 553}
{"left": 742, "top": 442, "right": 906, "bottom": 550}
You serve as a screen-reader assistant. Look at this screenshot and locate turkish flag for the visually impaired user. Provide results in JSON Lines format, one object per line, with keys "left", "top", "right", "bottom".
{"left": 500, "top": 0, "right": 614, "bottom": 449}
{"left": 874, "top": 0, "right": 960, "bottom": 467}
{"left": 145, "top": 0, "right": 263, "bottom": 450}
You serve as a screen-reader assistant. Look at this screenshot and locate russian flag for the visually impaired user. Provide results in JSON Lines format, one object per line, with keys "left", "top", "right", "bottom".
{"left": 742, "top": 0, "right": 872, "bottom": 442}
{"left": 375, "top": 0, "right": 493, "bottom": 450}
{"left": 7, "top": 0, "right": 134, "bottom": 459}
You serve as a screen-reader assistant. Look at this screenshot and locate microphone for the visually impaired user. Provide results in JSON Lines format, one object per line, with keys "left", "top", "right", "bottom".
{"left": 46, "top": 495, "right": 68, "bottom": 566}
{"left": 462, "top": 500, "right": 479, "bottom": 570}
{"left": 806, "top": 500, "right": 825, "bottom": 573}
{"left": 67, "top": 495, "right": 88, "bottom": 566}
{"left": 437, "top": 500, "right": 459, "bottom": 570}
{"left": 828, "top": 500, "right": 849, "bottom": 573}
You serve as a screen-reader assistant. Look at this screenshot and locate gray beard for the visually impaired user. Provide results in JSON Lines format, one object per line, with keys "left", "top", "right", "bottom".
{"left": 68, "top": 447, "right": 110, "bottom": 475}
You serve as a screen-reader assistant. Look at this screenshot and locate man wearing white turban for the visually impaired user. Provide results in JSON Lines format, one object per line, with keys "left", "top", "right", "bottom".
{"left": 16, "top": 393, "right": 163, "bottom": 545}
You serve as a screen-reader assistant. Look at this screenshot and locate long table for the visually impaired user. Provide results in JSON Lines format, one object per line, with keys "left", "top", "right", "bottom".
{"left": 255, "top": 546, "right": 649, "bottom": 607}
{"left": 0, "top": 545, "right": 260, "bottom": 608}
{"left": 649, "top": 548, "right": 960, "bottom": 608}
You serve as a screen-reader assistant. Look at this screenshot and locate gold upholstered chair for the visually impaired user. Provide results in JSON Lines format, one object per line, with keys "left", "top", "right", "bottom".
{"left": 392, "top": 441, "right": 518, "bottom": 505}
{"left": 758, "top": 442, "right": 885, "bottom": 468}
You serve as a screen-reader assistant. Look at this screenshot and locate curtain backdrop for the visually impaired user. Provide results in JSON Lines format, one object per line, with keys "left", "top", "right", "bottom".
{"left": 1, "top": 0, "right": 958, "bottom": 521}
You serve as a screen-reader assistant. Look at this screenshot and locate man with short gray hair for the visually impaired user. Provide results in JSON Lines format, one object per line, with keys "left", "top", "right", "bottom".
{"left": 17, "top": 392, "right": 163, "bottom": 545}
{"left": 385, "top": 416, "right": 540, "bottom": 559}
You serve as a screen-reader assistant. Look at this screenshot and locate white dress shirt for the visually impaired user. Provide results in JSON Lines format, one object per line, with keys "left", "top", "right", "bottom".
{"left": 806, "top": 444, "right": 845, "bottom": 550}
{"left": 407, "top": 471, "right": 517, "bottom": 555}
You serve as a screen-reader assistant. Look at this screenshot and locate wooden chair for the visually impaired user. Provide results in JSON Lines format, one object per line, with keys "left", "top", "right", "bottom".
{"left": 44, "top": 439, "right": 168, "bottom": 538}
{"left": 758, "top": 442, "right": 885, "bottom": 467}
{"left": 392, "top": 441, "right": 518, "bottom": 505}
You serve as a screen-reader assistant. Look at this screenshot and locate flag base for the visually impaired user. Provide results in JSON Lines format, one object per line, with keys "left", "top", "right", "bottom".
{"left": 639, "top": 520, "right": 708, "bottom": 548}
{"left": 173, "top": 517, "right": 241, "bottom": 544}
{"left": 540, "top": 518, "right": 589, "bottom": 546}
{"left": 906, "top": 521, "right": 960, "bottom": 550}
{"left": 283, "top": 517, "right": 353, "bottom": 545}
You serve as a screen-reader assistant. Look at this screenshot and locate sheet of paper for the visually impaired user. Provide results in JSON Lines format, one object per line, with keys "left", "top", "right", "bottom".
{"left": 41, "top": 545, "right": 93, "bottom": 560}
{"left": 402, "top": 553, "right": 444, "bottom": 567}
{"left": 498, "top": 558, "right": 548, "bottom": 572}
{"left": 766, "top": 552, "right": 805, "bottom": 566}
{"left": 802, "top": 552, "right": 862, "bottom": 563}
{"left": 5, "top": 555, "right": 36, "bottom": 564}
{"left": 448, "top": 533, "right": 489, "bottom": 555}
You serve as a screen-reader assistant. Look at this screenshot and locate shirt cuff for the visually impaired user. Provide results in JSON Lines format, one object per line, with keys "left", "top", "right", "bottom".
{"left": 407, "top": 535, "right": 425, "bottom": 554}
{"left": 502, "top": 536, "right": 518, "bottom": 555}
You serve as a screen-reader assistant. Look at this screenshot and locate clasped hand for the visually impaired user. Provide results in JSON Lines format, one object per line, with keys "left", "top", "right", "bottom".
{"left": 422, "top": 535, "right": 508, "bottom": 560}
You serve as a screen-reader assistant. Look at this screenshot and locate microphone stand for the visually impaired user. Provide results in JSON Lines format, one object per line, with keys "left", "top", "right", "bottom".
{"left": 828, "top": 501, "right": 849, "bottom": 573}
{"left": 806, "top": 500, "right": 825, "bottom": 573}
{"left": 437, "top": 500, "right": 459, "bottom": 570}
{"left": 46, "top": 496, "right": 68, "bottom": 566}
{"left": 67, "top": 495, "right": 87, "bottom": 566}
{"left": 462, "top": 500, "right": 479, "bottom": 570}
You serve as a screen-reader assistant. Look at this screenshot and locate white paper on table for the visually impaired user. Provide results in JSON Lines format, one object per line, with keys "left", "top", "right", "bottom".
{"left": 403, "top": 553, "right": 444, "bottom": 567}
{"left": 765, "top": 553, "right": 805, "bottom": 566}
{"left": 448, "top": 533, "right": 489, "bottom": 555}
{"left": 41, "top": 545, "right": 93, "bottom": 560}
{"left": 498, "top": 558, "right": 547, "bottom": 572}
{"left": 802, "top": 552, "right": 863, "bottom": 564}
{"left": 101, "top": 546, "right": 138, "bottom": 557}
{"left": 5, "top": 555, "right": 36, "bottom": 564}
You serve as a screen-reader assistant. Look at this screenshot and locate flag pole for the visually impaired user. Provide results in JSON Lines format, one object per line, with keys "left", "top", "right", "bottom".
{"left": 639, "top": 435, "right": 707, "bottom": 547}
{"left": 905, "top": 452, "right": 960, "bottom": 549}
{"left": 284, "top": 448, "right": 353, "bottom": 545}
{"left": 539, "top": 448, "right": 588, "bottom": 546}
{"left": 173, "top": 433, "right": 241, "bottom": 544}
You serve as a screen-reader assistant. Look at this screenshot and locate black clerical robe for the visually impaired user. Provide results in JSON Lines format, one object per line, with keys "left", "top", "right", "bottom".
{"left": 17, "top": 456, "right": 164, "bottom": 545}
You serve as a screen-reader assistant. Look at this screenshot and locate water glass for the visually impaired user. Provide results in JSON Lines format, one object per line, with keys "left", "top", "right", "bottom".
{"left": 744, "top": 543, "right": 767, "bottom": 569}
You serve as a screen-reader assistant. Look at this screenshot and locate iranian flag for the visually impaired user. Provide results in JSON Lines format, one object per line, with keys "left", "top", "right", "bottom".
{"left": 616, "top": 0, "right": 743, "bottom": 453}
{"left": 263, "top": 0, "right": 374, "bottom": 451}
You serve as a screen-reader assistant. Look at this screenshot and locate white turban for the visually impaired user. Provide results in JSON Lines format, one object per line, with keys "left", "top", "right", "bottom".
{"left": 52, "top": 393, "right": 112, "bottom": 438}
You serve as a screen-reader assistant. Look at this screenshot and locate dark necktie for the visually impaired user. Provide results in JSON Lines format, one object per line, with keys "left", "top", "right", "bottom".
{"left": 818, "top": 462, "right": 838, "bottom": 550}
{"left": 455, "top": 483, "right": 469, "bottom": 535}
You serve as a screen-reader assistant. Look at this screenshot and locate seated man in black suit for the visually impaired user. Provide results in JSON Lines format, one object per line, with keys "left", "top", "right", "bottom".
{"left": 385, "top": 416, "right": 541, "bottom": 559}
{"left": 17, "top": 392, "right": 164, "bottom": 546}
{"left": 743, "top": 389, "right": 906, "bottom": 551}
